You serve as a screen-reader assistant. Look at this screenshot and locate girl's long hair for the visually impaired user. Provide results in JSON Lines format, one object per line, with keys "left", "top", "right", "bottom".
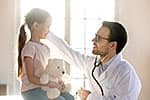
{"left": 17, "top": 24, "right": 27, "bottom": 78}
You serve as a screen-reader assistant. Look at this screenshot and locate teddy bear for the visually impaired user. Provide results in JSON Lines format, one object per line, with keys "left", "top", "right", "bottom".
{"left": 40, "top": 58, "right": 71, "bottom": 99}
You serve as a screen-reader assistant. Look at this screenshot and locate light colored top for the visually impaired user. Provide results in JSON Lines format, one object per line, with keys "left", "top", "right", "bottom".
{"left": 46, "top": 32, "right": 141, "bottom": 100}
{"left": 21, "top": 41, "right": 50, "bottom": 92}
{"left": 98, "top": 55, "right": 118, "bottom": 77}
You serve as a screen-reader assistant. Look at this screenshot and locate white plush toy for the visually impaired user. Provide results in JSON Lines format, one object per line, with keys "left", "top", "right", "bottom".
{"left": 40, "top": 59, "right": 71, "bottom": 99}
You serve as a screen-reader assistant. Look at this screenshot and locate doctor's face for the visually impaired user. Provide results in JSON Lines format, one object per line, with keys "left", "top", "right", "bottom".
{"left": 92, "top": 26, "right": 112, "bottom": 57}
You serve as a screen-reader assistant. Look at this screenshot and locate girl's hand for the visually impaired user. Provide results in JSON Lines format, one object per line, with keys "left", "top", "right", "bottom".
{"left": 58, "top": 78, "right": 65, "bottom": 90}
{"left": 47, "top": 80, "right": 64, "bottom": 90}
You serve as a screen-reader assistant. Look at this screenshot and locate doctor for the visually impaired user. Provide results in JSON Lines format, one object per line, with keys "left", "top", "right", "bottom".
{"left": 46, "top": 21, "right": 141, "bottom": 100}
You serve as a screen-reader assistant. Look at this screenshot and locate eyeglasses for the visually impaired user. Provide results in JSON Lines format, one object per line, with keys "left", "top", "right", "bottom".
{"left": 94, "top": 34, "right": 109, "bottom": 42}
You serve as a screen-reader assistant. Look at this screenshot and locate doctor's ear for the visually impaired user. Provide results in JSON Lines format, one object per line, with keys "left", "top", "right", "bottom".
{"left": 109, "top": 41, "right": 117, "bottom": 48}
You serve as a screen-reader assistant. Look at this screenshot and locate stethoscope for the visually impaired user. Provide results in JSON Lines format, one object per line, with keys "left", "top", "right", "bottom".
{"left": 91, "top": 56, "right": 104, "bottom": 96}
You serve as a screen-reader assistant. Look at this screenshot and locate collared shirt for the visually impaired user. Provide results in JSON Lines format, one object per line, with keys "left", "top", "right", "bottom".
{"left": 99, "top": 55, "right": 116, "bottom": 76}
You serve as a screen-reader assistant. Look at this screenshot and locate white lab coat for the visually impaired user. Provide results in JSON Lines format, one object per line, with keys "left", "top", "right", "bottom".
{"left": 46, "top": 32, "right": 141, "bottom": 100}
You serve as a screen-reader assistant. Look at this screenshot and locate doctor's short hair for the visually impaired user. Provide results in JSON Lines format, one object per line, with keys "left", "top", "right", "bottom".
{"left": 102, "top": 21, "right": 127, "bottom": 54}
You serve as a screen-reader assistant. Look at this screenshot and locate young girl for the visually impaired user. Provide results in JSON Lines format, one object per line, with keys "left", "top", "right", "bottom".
{"left": 17, "top": 8, "right": 74, "bottom": 100}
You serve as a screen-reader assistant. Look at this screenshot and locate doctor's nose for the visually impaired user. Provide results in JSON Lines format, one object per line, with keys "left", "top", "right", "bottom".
{"left": 92, "top": 38, "right": 95, "bottom": 42}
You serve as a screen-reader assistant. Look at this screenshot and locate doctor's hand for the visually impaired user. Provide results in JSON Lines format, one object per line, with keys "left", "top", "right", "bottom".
{"left": 77, "top": 88, "right": 91, "bottom": 100}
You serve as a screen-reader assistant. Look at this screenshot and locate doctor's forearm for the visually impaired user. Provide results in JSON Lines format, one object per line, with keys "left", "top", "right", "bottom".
{"left": 46, "top": 33, "right": 74, "bottom": 62}
{"left": 46, "top": 32, "right": 87, "bottom": 68}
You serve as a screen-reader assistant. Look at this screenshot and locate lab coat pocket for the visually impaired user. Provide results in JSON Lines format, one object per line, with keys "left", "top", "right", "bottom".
{"left": 100, "top": 72, "right": 116, "bottom": 98}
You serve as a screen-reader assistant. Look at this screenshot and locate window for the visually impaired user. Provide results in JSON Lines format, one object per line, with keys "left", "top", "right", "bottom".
{"left": 20, "top": 0, "right": 65, "bottom": 38}
{"left": 20, "top": 0, "right": 114, "bottom": 95}
{"left": 70, "top": 0, "right": 114, "bottom": 94}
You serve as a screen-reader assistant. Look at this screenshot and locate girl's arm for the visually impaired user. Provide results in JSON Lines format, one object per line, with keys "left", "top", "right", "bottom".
{"left": 24, "top": 56, "right": 48, "bottom": 86}
{"left": 24, "top": 56, "right": 61, "bottom": 89}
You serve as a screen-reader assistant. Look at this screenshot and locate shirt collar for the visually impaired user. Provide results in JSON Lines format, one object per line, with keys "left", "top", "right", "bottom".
{"left": 105, "top": 54, "right": 117, "bottom": 66}
{"left": 101, "top": 54, "right": 117, "bottom": 70}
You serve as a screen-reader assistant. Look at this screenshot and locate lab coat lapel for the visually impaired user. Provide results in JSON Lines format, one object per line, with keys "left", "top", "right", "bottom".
{"left": 99, "top": 69, "right": 107, "bottom": 81}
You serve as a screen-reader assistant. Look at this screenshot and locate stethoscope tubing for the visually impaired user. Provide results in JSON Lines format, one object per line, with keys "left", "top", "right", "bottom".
{"left": 91, "top": 56, "right": 104, "bottom": 96}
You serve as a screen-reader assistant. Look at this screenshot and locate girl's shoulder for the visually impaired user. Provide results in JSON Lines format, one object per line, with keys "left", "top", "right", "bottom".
{"left": 27, "top": 41, "right": 50, "bottom": 51}
{"left": 22, "top": 41, "right": 36, "bottom": 52}
{"left": 24, "top": 41, "right": 35, "bottom": 48}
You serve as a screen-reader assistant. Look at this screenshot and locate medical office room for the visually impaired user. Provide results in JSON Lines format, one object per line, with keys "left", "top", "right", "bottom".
{"left": 0, "top": 0, "right": 150, "bottom": 100}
